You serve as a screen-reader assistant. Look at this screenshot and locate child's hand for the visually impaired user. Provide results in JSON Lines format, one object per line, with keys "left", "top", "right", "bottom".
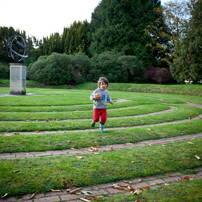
{"left": 110, "top": 101, "right": 114, "bottom": 105}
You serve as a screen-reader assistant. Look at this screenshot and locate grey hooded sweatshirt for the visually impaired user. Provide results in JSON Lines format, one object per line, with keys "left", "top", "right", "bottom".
{"left": 90, "top": 88, "right": 112, "bottom": 109}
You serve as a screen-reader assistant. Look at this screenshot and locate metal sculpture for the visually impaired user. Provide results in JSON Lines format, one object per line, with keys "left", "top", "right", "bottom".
{"left": 6, "top": 34, "right": 29, "bottom": 62}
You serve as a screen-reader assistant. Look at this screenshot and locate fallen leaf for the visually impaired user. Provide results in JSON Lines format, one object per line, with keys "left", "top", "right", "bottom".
{"left": 91, "top": 147, "right": 98, "bottom": 151}
{"left": 30, "top": 190, "right": 39, "bottom": 199}
{"left": 46, "top": 120, "right": 50, "bottom": 122}
{"left": 195, "top": 155, "right": 201, "bottom": 159}
{"left": 167, "top": 173, "right": 171, "bottom": 177}
{"left": 1, "top": 193, "right": 8, "bottom": 199}
{"left": 68, "top": 140, "right": 71, "bottom": 143}
{"left": 138, "top": 178, "right": 142, "bottom": 182}
{"left": 50, "top": 189, "right": 60, "bottom": 192}
{"left": 35, "top": 130, "right": 41, "bottom": 133}
{"left": 76, "top": 156, "right": 83, "bottom": 159}
{"left": 76, "top": 153, "right": 82, "bottom": 155}
{"left": 69, "top": 187, "right": 82, "bottom": 194}
{"left": 184, "top": 176, "right": 190, "bottom": 181}
{"left": 187, "top": 142, "right": 194, "bottom": 145}
{"left": 13, "top": 170, "right": 19, "bottom": 173}
{"left": 132, "top": 161, "right": 135, "bottom": 163}
{"left": 165, "top": 183, "right": 169, "bottom": 186}
{"left": 110, "top": 145, "right": 114, "bottom": 151}
{"left": 112, "top": 185, "right": 125, "bottom": 190}
{"left": 177, "top": 179, "right": 183, "bottom": 182}
{"left": 144, "top": 186, "right": 150, "bottom": 190}
{"left": 133, "top": 189, "right": 142, "bottom": 195}
{"left": 14, "top": 133, "right": 20, "bottom": 135}
{"left": 88, "top": 196, "right": 103, "bottom": 200}
{"left": 61, "top": 124, "right": 64, "bottom": 126}
{"left": 80, "top": 198, "right": 91, "bottom": 202}
{"left": 146, "top": 143, "right": 151, "bottom": 146}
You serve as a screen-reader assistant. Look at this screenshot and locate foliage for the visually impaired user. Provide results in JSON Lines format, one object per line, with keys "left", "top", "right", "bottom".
{"left": 162, "top": 0, "right": 192, "bottom": 52}
{"left": 88, "top": 0, "right": 160, "bottom": 66}
{"left": 143, "top": 66, "right": 172, "bottom": 84}
{"left": 169, "top": 0, "right": 202, "bottom": 83}
{"left": 0, "top": 62, "right": 9, "bottom": 79}
{"left": 145, "top": 6, "right": 171, "bottom": 67}
{"left": 27, "top": 52, "right": 90, "bottom": 85}
{"left": 89, "top": 51, "right": 145, "bottom": 83}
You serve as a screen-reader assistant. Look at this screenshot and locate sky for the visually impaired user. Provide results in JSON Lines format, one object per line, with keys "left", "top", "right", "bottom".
{"left": 1, "top": 0, "right": 170, "bottom": 40}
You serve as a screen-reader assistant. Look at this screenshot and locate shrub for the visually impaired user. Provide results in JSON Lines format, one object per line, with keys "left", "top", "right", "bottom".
{"left": 27, "top": 52, "right": 90, "bottom": 85}
{"left": 143, "top": 66, "right": 172, "bottom": 84}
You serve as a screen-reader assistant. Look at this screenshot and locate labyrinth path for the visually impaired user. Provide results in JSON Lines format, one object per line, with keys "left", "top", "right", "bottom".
{"left": 0, "top": 95, "right": 202, "bottom": 202}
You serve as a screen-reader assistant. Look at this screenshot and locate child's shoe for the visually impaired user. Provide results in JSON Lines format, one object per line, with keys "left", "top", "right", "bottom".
{"left": 91, "top": 121, "right": 95, "bottom": 127}
{"left": 100, "top": 124, "right": 105, "bottom": 133}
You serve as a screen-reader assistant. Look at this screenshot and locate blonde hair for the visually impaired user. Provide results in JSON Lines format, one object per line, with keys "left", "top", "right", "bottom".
{"left": 98, "top": 77, "right": 109, "bottom": 88}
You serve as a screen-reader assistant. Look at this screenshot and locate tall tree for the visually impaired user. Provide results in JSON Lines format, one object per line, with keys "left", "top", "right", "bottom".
{"left": 88, "top": 0, "right": 161, "bottom": 66}
{"left": 169, "top": 0, "right": 202, "bottom": 83}
{"left": 162, "top": 0, "right": 192, "bottom": 53}
{"left": 144, "top": 6, "right": 171, "bottom": 67}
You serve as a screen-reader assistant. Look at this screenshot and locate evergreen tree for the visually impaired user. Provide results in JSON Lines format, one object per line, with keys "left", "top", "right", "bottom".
{"left": 88, "top": 0, "right": 161, "bottom": 66}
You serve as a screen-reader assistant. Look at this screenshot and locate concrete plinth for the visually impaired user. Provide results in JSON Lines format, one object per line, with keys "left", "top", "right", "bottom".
{"left": 10, "top": 63, "right": 26, "bottom": 95}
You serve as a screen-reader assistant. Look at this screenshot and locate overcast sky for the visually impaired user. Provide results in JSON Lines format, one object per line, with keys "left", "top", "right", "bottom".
{"left": 1, "top": 0, "right": 170, "bottom": 40}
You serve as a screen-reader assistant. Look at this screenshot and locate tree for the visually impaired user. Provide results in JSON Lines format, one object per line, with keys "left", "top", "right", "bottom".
{"left": 144, "top": 6, "right": 172, "bottom": 67}
{"left": 88, "top": 0, "right": 161, "bottom": 66}
{"left": 162, "top": 0, "right": 192, "bottom": 53}
{"left": 169, "top": 0, "right": 202, "bottom": 83}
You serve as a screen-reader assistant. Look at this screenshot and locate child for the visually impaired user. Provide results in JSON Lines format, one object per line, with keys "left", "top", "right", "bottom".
{"left": 90, "top": 77, "right": 113, "bottom": 133}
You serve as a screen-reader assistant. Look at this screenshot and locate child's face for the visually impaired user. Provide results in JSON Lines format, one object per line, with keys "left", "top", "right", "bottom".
{"left": 100, "top": 81, "right": 108, "bottom": 91}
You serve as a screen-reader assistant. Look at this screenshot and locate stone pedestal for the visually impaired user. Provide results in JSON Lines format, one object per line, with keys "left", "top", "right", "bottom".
{"left": 10, "top": 63, "right": 26, "bottom": 95}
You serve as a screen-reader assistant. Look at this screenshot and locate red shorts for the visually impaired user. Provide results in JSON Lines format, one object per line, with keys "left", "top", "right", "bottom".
{"left": 93, "top": 108, "right": 107, "bottom": 125}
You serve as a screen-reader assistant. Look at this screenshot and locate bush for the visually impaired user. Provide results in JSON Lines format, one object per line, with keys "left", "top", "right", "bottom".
{"left": 0, "top": 62, "right": 9, "bottom": 79}
{"left": 143, "top": 66, "right": 172, "bottom": 84}
{"left": 27, "top": 52, "right": 90, "bottom": 85}
{"left": 89, "top": 51, "right": 145, "bottom": 83}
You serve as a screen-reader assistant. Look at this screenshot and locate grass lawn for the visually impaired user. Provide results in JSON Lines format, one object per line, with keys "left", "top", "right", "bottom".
{"left": 0, "top": 138, "right": 202, "bottom": 197}
{"left": 0, "top": 83, "right": 202, "bottom": 199}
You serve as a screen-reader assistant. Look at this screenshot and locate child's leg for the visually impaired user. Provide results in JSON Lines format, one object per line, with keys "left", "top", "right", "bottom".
{"left": 100, "top": 108, "right": 107, "bottom": 125}
{"left": 100, "top": 109, "right": 107, "bottom": 133}
{"left": 93, "top": 109, "right": 101, "bottom": 123}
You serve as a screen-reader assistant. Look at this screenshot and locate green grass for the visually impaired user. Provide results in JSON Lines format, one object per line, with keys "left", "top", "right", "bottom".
{"left": 99, "top": 178, "right": 202, "bottom": 202}
{"left": 0, "top": 83, "right": 202, "bottom": 199}
{"left": 0, "top": 104, "right": 201, "bottom": 132}
{"left": 0, "top": 104, "right": 170, "bottom": 121}
{"left": 0, "top": 138, "right": 202, "bottom": 197}
{"left": 0, "top": 119, "right": 202, "bottom": 153}
{"left": 77, "top": 82, "right": 202, "bottom": 96}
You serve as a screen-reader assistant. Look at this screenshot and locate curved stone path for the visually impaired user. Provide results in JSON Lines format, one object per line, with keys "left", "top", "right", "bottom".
{"left": 0, "top": 102, "right": 202, "bottom": 202}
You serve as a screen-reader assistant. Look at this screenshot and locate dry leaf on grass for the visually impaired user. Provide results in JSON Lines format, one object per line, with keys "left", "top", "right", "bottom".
{"left": 165, "top": 183, "right": 169, "bottom": 186}
{"left": 1, "top": 193, "right": 8, "bottom": 199}
{"left": 76, "top": 156, "right": 83, "bottom": 159}
{"left": 88, "top": 196, "right": 103, "bottom": 200}
{"left": 50, "top": 189, "right": 60, "bottom": 192}
{"left": 195, "top": 155, "right": 201, "bottom": 159}
{"left": 35, "top": 130, "right": 41, "bottom": 133}
{"left": 187, "top": 142, "right": 194, "bottom": 144}
{"left": 132, "top": 189, "right": 143, "bottom": 195}
{"left": 184, "top": 176, "right": 190, "bottom": 181}
{"left": 146, "top": 143, "right": 151, "bottom": 146}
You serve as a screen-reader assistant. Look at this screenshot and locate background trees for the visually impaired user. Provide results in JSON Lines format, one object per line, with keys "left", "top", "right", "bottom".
{"left": 1, "top": 0, "right": 201, "bottom": 84}
{"left": 88, "top": 0, "right": 161, "bottom": 66}
{"left": 169, "top": 0, "right": 202, "bottom": 83}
